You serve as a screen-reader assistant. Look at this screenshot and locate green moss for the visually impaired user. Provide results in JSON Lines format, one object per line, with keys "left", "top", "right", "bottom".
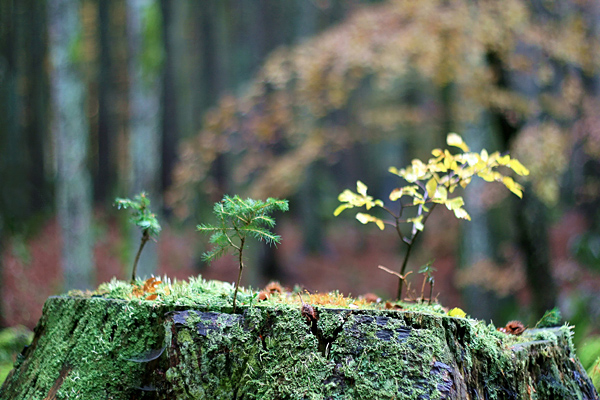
{"left": 2, "top": 278, "right": 597, "bottom": 399}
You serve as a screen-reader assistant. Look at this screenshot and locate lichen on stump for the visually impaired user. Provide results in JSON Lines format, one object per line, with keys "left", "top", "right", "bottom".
{"left": 0, "top": 279, "right": 598, "bottom": 399}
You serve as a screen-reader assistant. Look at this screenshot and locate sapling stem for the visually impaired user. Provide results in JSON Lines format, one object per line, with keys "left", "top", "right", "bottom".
{"left": 420, "top": 275, "right": 427, "bottom": 303}
{"left": 428, "top": 278, "right": 434, "bottom": 305}
{"left": 131, "top": 228, "right": 150, "bottom": 283}
{"left": 232, "top": 237, "right": 246, "bottom": 312}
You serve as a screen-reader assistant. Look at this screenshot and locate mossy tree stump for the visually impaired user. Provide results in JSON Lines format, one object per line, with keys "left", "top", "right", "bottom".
{"left": 1, "top": 291, "right": 598, "bottom": 399}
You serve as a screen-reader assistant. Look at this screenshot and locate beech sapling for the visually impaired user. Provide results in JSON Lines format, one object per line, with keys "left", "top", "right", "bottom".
{"left": 334, "top": 133, "right": 529, "bottom": 300}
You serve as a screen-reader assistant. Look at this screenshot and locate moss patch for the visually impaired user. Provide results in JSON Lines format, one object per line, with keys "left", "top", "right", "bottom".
{"left": 1, "top": 277, "right": 597, "bottom": 399}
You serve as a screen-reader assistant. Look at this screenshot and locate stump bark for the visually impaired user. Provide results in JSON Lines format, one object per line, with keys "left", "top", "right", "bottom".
{"left": 1, "top": 295, "right": 598, "bottom": 399}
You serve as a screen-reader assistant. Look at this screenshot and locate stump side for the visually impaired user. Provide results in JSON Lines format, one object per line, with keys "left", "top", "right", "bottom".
{"left": 0, "top": 295, "right": 598, "bottom": 400}
{"left": 0, "top": 296, "right": 166, "bottom": 400}
{"left": 164, "top": 307, "right": 599, "bottom": 400}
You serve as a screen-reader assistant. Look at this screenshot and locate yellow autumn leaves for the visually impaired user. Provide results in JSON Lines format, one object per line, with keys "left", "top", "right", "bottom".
{"left": 334, "top": 133, "right": 529, "bottom": 233}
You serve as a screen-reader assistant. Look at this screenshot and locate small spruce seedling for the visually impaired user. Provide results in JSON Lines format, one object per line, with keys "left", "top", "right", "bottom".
{"left": 115, "top": 192, "right": 161, "bottom": 283}
{"left": 334, "top": 133, "right": 529, "bottom": 300}
{"left": 198, "top": 195, "right": 289, "bottom": 311}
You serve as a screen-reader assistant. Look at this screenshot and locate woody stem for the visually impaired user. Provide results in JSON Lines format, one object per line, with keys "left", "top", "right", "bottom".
{"left": 131, "top": 228, "right": 150, "bottom": 284}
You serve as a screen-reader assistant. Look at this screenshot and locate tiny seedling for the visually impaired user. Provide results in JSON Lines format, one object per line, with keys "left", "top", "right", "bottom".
{"left": 335, "top": 133, "right": 529, "bottom": 300}
{"left": 115, "top": 192, "right": 161, "bottom": 283}
{"left": 198, "top": 195, "right": 289, "bottom": 311}
{"left": 418, "top": 261, "right": 436, "bottom": 305}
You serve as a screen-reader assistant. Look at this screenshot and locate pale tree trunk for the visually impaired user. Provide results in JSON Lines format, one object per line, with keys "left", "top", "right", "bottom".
{"left": 460, "top": 113, "right": 504, "bottom": 320}
{"left": 48, "top": 0, "right": 94, "bottom": 290}
{"left": 126, "top": 0, "right": 163, "bottom": 279}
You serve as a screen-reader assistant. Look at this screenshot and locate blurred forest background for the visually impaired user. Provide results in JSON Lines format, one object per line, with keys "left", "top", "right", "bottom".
{"left": 2, "top": 0, "right": 600, "bottom": 366}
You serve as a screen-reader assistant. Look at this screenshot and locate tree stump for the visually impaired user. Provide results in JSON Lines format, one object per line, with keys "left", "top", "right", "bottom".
{"left": 1, "top": 294, "right": 598, "bottom": 399}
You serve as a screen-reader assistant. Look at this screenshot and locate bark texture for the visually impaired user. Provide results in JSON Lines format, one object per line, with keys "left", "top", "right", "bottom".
{"left": 1, "top": 296, "right": 597, "bottom": 399}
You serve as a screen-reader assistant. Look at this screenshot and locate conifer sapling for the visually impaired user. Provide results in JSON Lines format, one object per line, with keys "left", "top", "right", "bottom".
{"left": 198, "top": 195, "right": 289, "bottom": 311}
{"left": 115, "top": 192, "right": 161, "bottom": 283}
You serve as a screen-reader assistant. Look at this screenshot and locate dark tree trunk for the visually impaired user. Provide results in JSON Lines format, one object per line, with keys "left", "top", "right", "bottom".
{"left": 159, "top": 0, "right": 178, "bottom": 202}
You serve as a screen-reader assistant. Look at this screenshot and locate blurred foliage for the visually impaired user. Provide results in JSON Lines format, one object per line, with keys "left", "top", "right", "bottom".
{"left": 169, "top": 0, "right": 599, "bottom": 218}
{"left": 140, "top": 1, "right": 164, "bottom": 84}
{"left": 0, "top": 326, "right": 33, "bottom": 383}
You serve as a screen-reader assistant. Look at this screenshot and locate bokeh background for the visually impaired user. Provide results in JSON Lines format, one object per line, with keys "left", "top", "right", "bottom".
{"left": 2, "top": 0, "right": 600, "bottom": 377}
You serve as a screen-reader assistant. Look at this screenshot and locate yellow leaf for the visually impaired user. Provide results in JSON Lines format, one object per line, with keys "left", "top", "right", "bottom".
{"left": 453, "top": 207, "right": 471, "bottom": 220}
{"left": 356, "top": 180, "right": 368, "bottom": 196}
{"left": 333, "top": 204, "right": 350, "bottom": 216}
{"left": 478, "top": 170, "right": 495, "bottom": 182}
{"left": 480, "top": 149, "right": 488, "bottom": 161}
{"left": 337, "top": 189, "right": 355, "bottom": 203}
{"left": 407, "top": 215, "right": 424, "bottom": 231}
{"left": 502, "top": 176, "right": 523, "bottom": 198}
{"left": 444, "top": 150, "right": 453, "bottom": 169}
{"left": 431, "top": 148, "right": 443, "bottom": 157}
{"left": 433, "top": 185, "right": 448, "bottom": 202}
{"left": 389, "top": 188, "right": 403, "bottom": 201}
{"left": 498, "top": 154, "right": 511, "bottom": 165}
{"left": 426, "top": 178, "right": 437, "bottom": 199}
{"left": 448, "top": 307, "right": 466, "bottom": 318}
{"left": 462, "top": 153, "right": 479, "bottom": 166}
{"left": 509, "top": 159, "right": 530, "bottom": 176}
{"left": 444, "top": 196, "right": 465, "bottom": 211}
{"left": 356, "top": 213, "right": 385, "bottom": 230}
{"left": 388, "top": 166, "right": 401, "bottom": 176}
{"left": 447, "top": 133, "right": 470, "bottom": 152}
{"left": 355, "top": 213, "right": 370, "bottom": 224}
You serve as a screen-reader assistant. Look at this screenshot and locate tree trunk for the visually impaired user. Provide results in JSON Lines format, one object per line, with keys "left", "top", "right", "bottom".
{"left": 94, "top": 0, "right": 116, "bottom": 205}
{"left": 48, "top": 0, "right": 94, "bottom": 291}
{"left": 126, "top": 0, "right": 164, "bottom": 278}
{"left": 1, "top": 294, "right": 597, "bottom": 399}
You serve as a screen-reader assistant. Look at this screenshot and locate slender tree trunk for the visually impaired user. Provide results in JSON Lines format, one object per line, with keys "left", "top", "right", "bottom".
{"left": 460, "top": 114, "right": 505, "bottom": 320}
{"left": 94, "top": 0, "right": 115, "bottom": 204}
{"left": 159, "top": 0, "right": 177, "bottom": 200}
{"left": 126, "top": 0, "right": 164, "bottom": 278}
{"left": 48, "top": 0, "right": 94, "bottom": 290}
